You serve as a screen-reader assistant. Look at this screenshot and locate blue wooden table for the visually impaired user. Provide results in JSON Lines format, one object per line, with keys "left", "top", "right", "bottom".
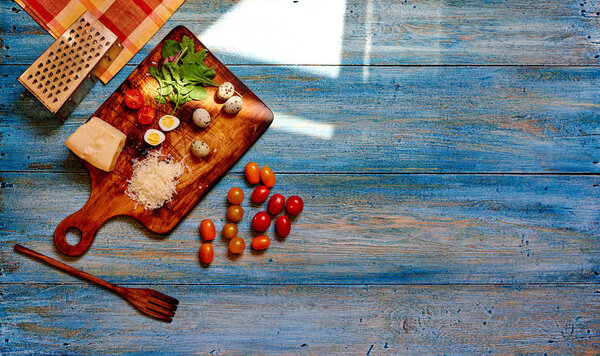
{"left": 2, "top": 0, "right": 600, "bottom": 353}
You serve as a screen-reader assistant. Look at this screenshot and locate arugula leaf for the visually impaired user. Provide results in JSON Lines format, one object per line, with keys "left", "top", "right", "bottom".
{"left": 155, "top": 95, "right": 168, "bottom": 104}
{"left": 189, "top": 85, "right": 207, "bottom": 100}
{"left": 161, "top": 40, "right": 181, "bottom": 59}
{"left": 180, "top": 36, "right": 195, "bottom": 56}
{"left": 150, "top": 36, "right": 218, "bottom": 113}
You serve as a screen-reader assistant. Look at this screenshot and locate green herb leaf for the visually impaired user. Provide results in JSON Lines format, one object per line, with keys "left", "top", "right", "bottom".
{"left": 189, "top": 85, "right": 207, "bottom": 100}
{"left": 155, "top": 95, "right": 167, "bottom": 104}
{"left": 180, "top": 36, "right": 195, "bottom": 56}
{"left": 161, "top": 40, "right": 181, "bottom": 59}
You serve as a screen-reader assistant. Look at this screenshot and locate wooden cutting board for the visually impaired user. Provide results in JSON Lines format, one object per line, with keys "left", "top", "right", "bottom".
{"left": 54, "top": 26, "right": 273, "bottom": 257}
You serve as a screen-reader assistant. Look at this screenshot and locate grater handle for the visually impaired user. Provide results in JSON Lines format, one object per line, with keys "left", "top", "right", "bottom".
{"left": 54, "top": 196, "right": 115, "bottom": 257}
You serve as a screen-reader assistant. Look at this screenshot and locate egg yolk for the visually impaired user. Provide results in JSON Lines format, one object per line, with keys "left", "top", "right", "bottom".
{"left": 162, "top": 116, "right": 174, "bottom": 128}
{"left": 147, "top": 133, "right": 161, "bottom": 145}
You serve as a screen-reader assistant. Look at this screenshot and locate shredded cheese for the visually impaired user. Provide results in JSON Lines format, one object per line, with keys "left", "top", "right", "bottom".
{"left": 126, "top": 150, "right": 186, "bottom": 210}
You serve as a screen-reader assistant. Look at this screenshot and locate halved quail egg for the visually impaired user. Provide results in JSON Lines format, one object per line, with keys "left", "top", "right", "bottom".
{"left": 158, "top": 115, "right": 180, "bottom": 132}
{"left": 144, "top": 129, "right": 165, "bottom": 146}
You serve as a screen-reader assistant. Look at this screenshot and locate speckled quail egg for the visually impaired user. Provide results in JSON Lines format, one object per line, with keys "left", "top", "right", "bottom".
{"left": 144, "top": 129, "right": 165, "bottom": 146}
{"left": 191, "top": 139, "right": 210, "bottom": 158}
{"left": 223, "top": 96, "right": 243, "bottom": 114}
{"left": 217, "top": 82, "right": 235, "bottom": 100}
{"left": 192, "top": 108, "right": 211, "bottom": 128}
{"left": 158, "top": 115, "right": 180, "bottom": 132}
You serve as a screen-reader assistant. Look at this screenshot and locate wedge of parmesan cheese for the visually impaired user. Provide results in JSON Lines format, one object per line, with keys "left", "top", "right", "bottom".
{"left": 65, "top": 117, "right": 126, "bottom": 172}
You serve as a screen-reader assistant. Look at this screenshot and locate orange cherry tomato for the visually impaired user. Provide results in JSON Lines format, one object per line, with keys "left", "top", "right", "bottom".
{"left": 200, "top": 219, "right": 215, "bottom": 241}
{"left": 275, "top": 215, "right": 291, "bottom": 237}
{"left": 286, "top": 196, "right": 304, "bottom": 216}
{"left": 251, "top": 185, "right": 270, "bottom": 204}
{"left": 199, "top": 243, "right": 214, "bottom": 264}
{"left": 252, "top": 235, "right": 271, "bottom": 250}
{"left": 260, "top": 166, "right": 275, "bottom": 188}
{"left": 252, "top": 212, "right": 271, "bottom": 232}
{"left": 227, "top": 187, "right": 245, "bottom": 205}
{"left": 228, "top": 236, "right": 245, "bottom": 254}
{"left": 222, "top": 222, "right": 238, "bottom": 239}
{"left": 245, "top": 162, "right": 260, "bottom": 184}
{"left": 227, "top": 205, "right": 244, "bottom": 222}
{"left": 267, "top": 194, "right": 285, "bottom": 215}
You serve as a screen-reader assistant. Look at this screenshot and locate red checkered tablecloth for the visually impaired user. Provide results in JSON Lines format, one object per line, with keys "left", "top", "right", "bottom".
{"left": 16, "top": 0, "right": 186, "bottom": 83}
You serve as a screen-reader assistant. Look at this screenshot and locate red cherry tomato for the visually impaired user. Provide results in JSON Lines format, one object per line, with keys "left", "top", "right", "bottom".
{"left": 245, "top": 162, "right": 260, "bottom": 184}
{"left": 137, "top": 105, "right": 155, "bottom": 125}
{"left": 200, "top": 219, "right": 215, "bottom": 241}
{"left": 125, "top": 89, "right": 144, "bottom": 109}
{"left": 260, "top": 166, "right": 276, "bottom": 188}
{"left": 286, "top": 196, "right": 304, "bottom": 216}
{"left": 252, "top": 212, "right": 271, "bottom": 232}
{"left": 228, "top": 237, "right": 245, "bottom": 254}
{"left": 267, "top": 194, "right": 285, "bottom": 215}
{"left": 252, "top": 235, "right": 271, "bottom": 250}
{"left": 251, "top": 185, "right": 270, "bottom": 204}
{"left": 199, "top": 243, "right": 214, "bottom": 264}
{"left": 275, "top": 215, "right": 291, "bottom": 237}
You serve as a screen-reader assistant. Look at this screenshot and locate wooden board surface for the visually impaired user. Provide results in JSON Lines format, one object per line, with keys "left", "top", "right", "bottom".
{"left": 52, "top": 26, "right": 272, "bottom": 256}
{"left": 3, "top": 0, "right": 600, "bottom": 66}
{"left": 2, "top": 65, "right": 600, "bottom": 174}
{"left": 2, "top": 284, "right": 599, "bottom": 354}
{"left": 1, "top": 0, "right": 599, "bottom": 353}
{"left": 2, "top": 172, "right": 599, "bottom": 285}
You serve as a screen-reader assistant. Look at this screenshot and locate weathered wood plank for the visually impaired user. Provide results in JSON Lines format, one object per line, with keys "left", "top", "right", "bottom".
{"left": 2, "top": 172, "right": 599, "bottom": 285}
{"left": 2, "top": 283, "right": 599, "bottom": 354}
{"left": 1, "top": 65, "right": 600, "bottom": 173}
{"left": 2, "top": 0, "right": 600, "bottom": 66}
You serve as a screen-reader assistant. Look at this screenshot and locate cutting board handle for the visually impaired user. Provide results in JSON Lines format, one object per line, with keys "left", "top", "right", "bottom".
{"left": 54, "top": 197, "right": 113, "bottom": 256}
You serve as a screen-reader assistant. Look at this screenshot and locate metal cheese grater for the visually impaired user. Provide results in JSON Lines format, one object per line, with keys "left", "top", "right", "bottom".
{"left": 18, "top": 11, "right": 123, "bottom": 120}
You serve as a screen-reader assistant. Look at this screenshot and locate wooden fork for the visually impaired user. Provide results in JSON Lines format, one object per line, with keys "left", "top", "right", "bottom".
{"left": 14, "top": 244, "right": 179, "bottom": 322}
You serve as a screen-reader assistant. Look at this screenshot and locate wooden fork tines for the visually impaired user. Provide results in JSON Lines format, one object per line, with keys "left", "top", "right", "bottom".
{"left": 14, "top": 244, "right": 179, "bottom": 322}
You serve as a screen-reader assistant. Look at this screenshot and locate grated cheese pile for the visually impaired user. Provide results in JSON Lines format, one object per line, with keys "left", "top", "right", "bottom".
{"left": 126, "top": 150, "right": 186, "bottom": 210}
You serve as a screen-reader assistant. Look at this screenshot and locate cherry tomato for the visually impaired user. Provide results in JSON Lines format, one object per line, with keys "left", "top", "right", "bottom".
{"left": 275, "top": 215, "right": 291, "bottom": 237}
{"left": 267, "top": 194, "right": 285, "bottom": 215}
{"left": 252, "top": 235, "right": 271, "bottom": 250}
{"left": 286, "top": 196, "right": 304, "bottom": 216}
{"left": 251, "top": 212, "right": 271, "bottom": 232}
{"left": 227, "top": 205, "right": 244, "bottom": 222}
{"left": 251, "top": 185, "right": 270, "bottom": 204}
{"left": 245, "top": 162, "right": 260, "bottom": 184}
{"left": 222, "top": 222, "right": 238, "bottom": 239}
{"left": 227, "top": 187, "right": 244, "bottom": 205}
{"left": 260, "top": 166, "right": 276, "bottom": 188}
{"left": 125, "top": 89, "right": 144, "bottom": 109}
{"left": 200, "top": 219, "right": 215, "bottom": 241}
{"left": 137, "top": 105, "right": 155, "bottom": 125}
{"left": 199, "top": 243, "right": 214, "bottom": 264}
{"left": 228, "top": 236, "right": 245, "bottom": 254}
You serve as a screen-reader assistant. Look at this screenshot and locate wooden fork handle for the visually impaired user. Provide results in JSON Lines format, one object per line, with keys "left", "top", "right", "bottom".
{"left": 14, "top": 244, "right": 117, "bottom": 292}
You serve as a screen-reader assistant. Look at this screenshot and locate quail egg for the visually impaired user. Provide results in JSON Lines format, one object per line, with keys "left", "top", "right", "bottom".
{"left": 223, "top": 96, "right": 243, "bottom": 114}
{"left": 191, "top": 139, "right": 210, "bottom": 158}
{"left": 144, "top": 129, "right": 165, "bottom": 146}
{"left": 192, "top": 108, "right": 210, "bottom": 128}
{"left": 158, "top": 115, "right": 180, "bottom": 132}
{"left": 217, "top": 82, "right": 235, "bottom": 100}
